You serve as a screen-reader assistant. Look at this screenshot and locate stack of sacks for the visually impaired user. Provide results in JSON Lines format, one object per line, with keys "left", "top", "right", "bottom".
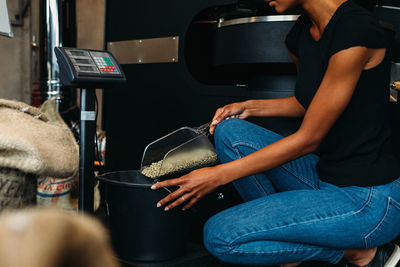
{"left": 0, "top": 98, "right": 79, "bottom": 211}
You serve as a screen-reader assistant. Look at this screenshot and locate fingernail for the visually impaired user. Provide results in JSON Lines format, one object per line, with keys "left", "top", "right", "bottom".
{"left": 212, "top": 120, "right": 218, "bottom": 125}
{"left": 157, "top": 202, "right": 161, "bottom": 208}
{"left": 151, "top": 185, "right": 156, "bottom": 190}
{"left": 164, "top": 207, "right": 169, "bottom": 211}
{"left": 182, "top": 208, "right": 186, "bottom": 211}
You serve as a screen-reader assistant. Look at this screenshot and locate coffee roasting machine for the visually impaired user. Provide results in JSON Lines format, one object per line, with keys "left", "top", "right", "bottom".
{"left": 102, "top": 0, "right": 400, "bottom": 245}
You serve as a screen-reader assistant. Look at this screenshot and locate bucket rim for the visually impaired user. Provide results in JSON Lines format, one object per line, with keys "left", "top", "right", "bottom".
{"left": 96, "top": 170, "right": 153, "bottom": 188}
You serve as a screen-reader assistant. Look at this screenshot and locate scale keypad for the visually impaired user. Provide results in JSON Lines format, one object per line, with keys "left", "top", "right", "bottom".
{"left": 93, "top": 56, "right": 118, "bottom": 73}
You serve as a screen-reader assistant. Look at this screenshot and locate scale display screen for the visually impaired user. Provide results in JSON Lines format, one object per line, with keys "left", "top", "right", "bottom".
{"left": 78, "top": 65, "right": 96, "bottom": 71}
{"left": 74, "top": 58, "right": 92, "bottom": 64}
{"left": 55, "top": 47, "right": 126, "bottom": 86}
{"left": 70, "top": 50, "right": 88, "bottom": 57}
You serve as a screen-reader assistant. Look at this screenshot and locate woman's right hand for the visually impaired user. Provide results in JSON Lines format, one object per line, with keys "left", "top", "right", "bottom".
{"left": 209, "top": 101, "right": 250, "bottom": 135}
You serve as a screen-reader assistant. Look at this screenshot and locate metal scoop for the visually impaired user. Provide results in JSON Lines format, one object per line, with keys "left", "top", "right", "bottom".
{"left": 140, "top": 122, "right": 218, "bottom": 179}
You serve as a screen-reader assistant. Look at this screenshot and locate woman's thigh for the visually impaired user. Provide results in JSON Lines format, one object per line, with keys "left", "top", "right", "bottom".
{"left": 214, "top": 119, "right": 320, "bottom": 201}
{"left": 203, "top": 180, "right": 400, "bottom": 265}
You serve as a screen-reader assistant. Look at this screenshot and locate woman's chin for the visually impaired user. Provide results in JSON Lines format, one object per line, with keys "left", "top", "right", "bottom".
{"left": 269, "top": 3, "right": 286, "bottom": 14}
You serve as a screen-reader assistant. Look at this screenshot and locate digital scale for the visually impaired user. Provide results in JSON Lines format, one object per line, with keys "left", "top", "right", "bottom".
{"left": 55, "top": 47, "right": 126, "bottom": 86}
{"left": 55, "top": 47, "right": 126, "bottom": 213}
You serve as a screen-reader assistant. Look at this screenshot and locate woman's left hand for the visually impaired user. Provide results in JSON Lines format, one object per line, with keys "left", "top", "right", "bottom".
{"left": 151, "top": 166, "right": 224, "bottom": 211}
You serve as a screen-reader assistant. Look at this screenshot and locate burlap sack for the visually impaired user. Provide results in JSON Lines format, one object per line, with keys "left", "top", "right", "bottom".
{"left": 0, "top": 208, "right": 121, "bottom": 267}
{"left": 37, "top": 176, "right": 76, "bottom": 212}
{"left": 0, "top": 168, "right": 36, "bottom": 210}
{"left": 0, "top": 98, "right": 79, "bottom": 178}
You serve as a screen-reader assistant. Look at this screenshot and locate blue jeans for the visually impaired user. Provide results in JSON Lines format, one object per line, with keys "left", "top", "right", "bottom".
{"left": 203, "top": 118, "right": 400, "bottom": 266}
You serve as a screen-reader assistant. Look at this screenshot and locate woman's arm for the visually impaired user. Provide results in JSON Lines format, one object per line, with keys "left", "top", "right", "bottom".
{"left": 245, "top": 97, "right": 306, "bottom": 118}
{"left": 220, "top": 47, "right": 376, "bottom": 183}
{"left": 209, "top": 97, "right": 305, "bottom": 134}
{"left": 153, "top": 46, "right": 376, "bottom": 211}
{"left": 217, "top": 46, "right": 373, "bottom": 184}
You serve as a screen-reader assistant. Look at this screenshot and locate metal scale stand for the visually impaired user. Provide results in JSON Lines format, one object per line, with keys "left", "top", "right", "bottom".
{"left": 55, "top": 47, "right": 126, "bottom": 212}
{"left": 79, "top": 88, "right": 96, "bottom": 211}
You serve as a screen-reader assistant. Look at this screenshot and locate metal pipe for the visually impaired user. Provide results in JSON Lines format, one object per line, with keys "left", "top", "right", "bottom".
{"left": 40, "top": 0, "right": 62, "bottom": 109}
{"left": 40, "top": 0, "right": 76, "bottom": 111}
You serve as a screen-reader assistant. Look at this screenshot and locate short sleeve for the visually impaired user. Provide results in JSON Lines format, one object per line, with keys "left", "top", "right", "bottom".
{"left": 285, "top": 15, "right": 307, "bottom": 57}
{"left": 329, "top": 13, "right": 387, "bottom": 57}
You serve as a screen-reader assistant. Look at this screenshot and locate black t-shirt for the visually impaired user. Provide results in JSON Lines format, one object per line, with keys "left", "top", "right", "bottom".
{"left": 285, "top": 1, "right": 400, "bottom": 187}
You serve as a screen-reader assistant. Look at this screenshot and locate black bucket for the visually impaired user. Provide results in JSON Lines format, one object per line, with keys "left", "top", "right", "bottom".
{"left": 97, "top": 170, "right": 188, "bottom": 262}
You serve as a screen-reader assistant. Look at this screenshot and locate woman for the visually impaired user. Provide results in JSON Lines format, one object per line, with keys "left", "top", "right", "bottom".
{"left": 151, "top": 0, "right": 400, "bottom": 266}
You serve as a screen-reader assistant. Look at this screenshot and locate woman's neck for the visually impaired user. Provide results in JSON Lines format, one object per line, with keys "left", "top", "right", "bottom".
{"left": 302, "top": 0, "right": 347, "bottom": 41}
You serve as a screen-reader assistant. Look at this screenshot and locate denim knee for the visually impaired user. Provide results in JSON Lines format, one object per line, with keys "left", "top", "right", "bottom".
{"left": 214, "top": 119, "right": 239, "bottom": 145}
{"left": 214, "top": 118, "right": 246, "bottom": 157}
{"left": 203, "top": 213, "right": 234, "bottom": 257}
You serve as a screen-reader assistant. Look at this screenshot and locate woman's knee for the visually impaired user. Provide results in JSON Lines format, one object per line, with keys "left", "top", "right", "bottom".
{"left": 214, "top": 119, "right": 249, "bottom": 163}
{"left": 214, "top": 119, "right": 283, "bottom": 163}
{"left": 214, "top": 118, "right": 242, "bottom": 146}
{"left": 203, "top": 213, "right": 234, "bottom": 257}
{"left": 214, "top": 119, "right": 282, "bottom": 148}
